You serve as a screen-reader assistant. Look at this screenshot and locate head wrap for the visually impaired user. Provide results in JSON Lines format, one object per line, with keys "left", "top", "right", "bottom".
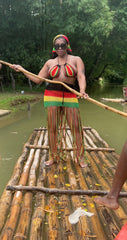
{"left": 52, "top": 34, "right": 72, "bottom": 53}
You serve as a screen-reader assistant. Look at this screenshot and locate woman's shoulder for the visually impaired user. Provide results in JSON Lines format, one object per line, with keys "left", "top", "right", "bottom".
{"left": 68, "top": 55, "right": 83, "bottom": 64}
{"left": 45, "top": 58, "right": 57, "bottom": 66}
{"left": 68, "top": 55, "right": 82, "bottom": 61}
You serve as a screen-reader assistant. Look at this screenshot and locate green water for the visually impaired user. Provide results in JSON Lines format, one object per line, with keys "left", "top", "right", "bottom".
{"left": 0, "top": 85, "right": 126, "bottom": 197}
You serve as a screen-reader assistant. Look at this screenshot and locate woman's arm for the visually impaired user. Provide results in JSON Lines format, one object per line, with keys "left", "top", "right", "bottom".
{"left": 10, "top": 61, "right": 50, "bottom": 84}
{"left": 76, "top": 57, "right": 88, "bottom": 98}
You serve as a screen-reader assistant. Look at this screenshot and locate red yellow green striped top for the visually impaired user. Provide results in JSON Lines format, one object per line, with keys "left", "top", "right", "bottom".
{"left": 48, "top": 63, "right": 76, "bottom": 78}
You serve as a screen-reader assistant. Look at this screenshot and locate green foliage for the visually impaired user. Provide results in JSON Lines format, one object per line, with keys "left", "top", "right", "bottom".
{"left": 103, "top": 68, "right": 124, "bottom": 84}
{"left": 0, "top": 0, "right": 127, "bottom": 87}
{"left": 123, "top": 78, "right": 127, "bottom": 86}
{"left": 64, "top": 0, "right": 113, "bottom": 41}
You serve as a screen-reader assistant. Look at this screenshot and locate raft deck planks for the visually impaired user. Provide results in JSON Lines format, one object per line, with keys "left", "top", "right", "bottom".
{"left": 0, "top": 127, "right": 127, "bottom": 240}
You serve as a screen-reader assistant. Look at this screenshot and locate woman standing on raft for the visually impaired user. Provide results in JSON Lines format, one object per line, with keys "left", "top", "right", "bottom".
{"left": 10, "top": 34, "right": 88, "bottom": 167}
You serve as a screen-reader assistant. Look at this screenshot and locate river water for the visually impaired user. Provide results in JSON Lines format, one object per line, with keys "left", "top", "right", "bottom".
{"left": 0, "top": 84, "right": 126, "bottom": 197}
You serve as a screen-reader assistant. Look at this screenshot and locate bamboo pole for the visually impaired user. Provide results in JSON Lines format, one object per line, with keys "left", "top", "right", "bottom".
{"left": 14, "top": 131, "right": 44, "bottom": 239}
{"left": 24, "top": 144, "right": 115, "bottom": 152}
{"left": 6, "top": 185, "right": 127, "bottom": 198}
{"left": 102, "top": 98, "right": 125, "bottom": 103}
{"left": 34, "top": 126, "right": 92, "bottom": 131}
{"left": 75, "top": 152, "right": 113, "bottom": 240}
{"left": 30, "top": 132, "right": 48, "bottom": 239}
{"left": 29, "top": 156, "right": 46, "bottom": 240}
{"left": 91, "top": 128, "right": 109, "bottom": 148}
{"left": 85, "top": 129, "right": 97, "bottom": 143}
{"left": 66, "top": 129, "right": 74, "bottom": 160}
{"left": 66, "top": 155, "right": 91, "bottom": 238}
{"left": 84, "top": 131, "right": 97, "bottom": 148}
{"left": 45, "top": 148, "right": 60, "bottom": 239}
{"left": 1, "top": 60, "right": 127, "bottom": 118}
{"left": 56, "top": 159, "right": 77, "bottom": 239}
{"left": 71, "top": 154, "right": 105, "bottom": 239}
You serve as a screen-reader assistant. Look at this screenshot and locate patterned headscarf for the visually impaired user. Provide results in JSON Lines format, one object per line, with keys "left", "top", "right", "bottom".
{"left": 52, "top": 34, "right": 72, "bottom": 53}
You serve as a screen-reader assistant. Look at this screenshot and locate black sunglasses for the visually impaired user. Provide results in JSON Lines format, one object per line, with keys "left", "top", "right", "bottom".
{"left": 54, "top": 43, "right": 67, "bottom": 50}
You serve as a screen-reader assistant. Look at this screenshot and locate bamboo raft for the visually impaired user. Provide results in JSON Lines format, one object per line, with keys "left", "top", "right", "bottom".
{"left": 0, "top": 126, "right": 127, "bottom": 240}
{"left": 102, "top": 98, "right": 127, "bottom": 104}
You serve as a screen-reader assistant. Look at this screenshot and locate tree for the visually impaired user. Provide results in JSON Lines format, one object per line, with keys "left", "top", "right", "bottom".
{"left": 0, "top": 0, "right": 127, "bottom": 88}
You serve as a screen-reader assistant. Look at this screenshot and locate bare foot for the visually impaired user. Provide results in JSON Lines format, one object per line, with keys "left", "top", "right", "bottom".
{"left": 79, "top": 162, "right": 87, "bottom": 168}
{"left": 45, "top": 159, "right": 54, "bottom": 166}
{"left": 94, "top": 195, "right": 119, "bottom": 210}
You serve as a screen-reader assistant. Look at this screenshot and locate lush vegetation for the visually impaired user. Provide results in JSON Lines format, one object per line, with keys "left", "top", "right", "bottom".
{"left": 0, "top": 0, "right": 127, "bottom": 90}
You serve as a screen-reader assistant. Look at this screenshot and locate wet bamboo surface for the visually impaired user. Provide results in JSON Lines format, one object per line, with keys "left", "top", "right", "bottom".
{"left": 0, "top": 126, "right": 127, "bottom": 240}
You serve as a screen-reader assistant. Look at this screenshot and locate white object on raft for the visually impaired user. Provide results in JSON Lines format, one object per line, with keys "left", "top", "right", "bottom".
{"left": 69, "top": 207, "right": 94, "bottom": 224}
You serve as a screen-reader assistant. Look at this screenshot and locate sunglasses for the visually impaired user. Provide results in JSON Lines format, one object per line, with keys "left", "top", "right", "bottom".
{"left": 54, "top": 43, "right": 67, "bottom": 50}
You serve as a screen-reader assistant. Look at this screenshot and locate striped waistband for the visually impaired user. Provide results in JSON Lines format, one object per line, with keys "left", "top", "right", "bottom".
{"left": 44, "top": 89, "right": 79, "bottom": 108}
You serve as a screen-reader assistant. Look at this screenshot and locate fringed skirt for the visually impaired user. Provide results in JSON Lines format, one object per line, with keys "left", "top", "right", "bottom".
{"left": 44, "top": 83, "right": 85, "bottom": 163}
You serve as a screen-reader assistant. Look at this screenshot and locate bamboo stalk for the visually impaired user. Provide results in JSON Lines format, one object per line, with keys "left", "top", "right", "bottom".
{"left": 57, "top": 159, "right": 77, "bottom": 239}
{"left": 72, "top": 154, "right": 106, "bottom": 240}
{"left": 6, "top": 185, "right": 127, "bottom": 198}
{"left": 66, "top": 129, "right": 74, "bottom": 160}
{"left": 30, "top": 133, "right": 48, "bottom": 239}
{"left": 91, "top": 128, "right": 109, "bottom": 148}
{"left": 24, "top": 144, "right": 115, "bottom": 152}
{"left": 29, "top": 156, "right": 46, "bottom": 240}
{"left": 14, "top": 131, "right": 44, "bottom": 239}
{"left": 1, "top": 60, "right": 127, "bottom": 118}
{"left": 102, "top": 98, "right": 125, "bottom": 103}
{"left": 45, "top": 150, "right": 60, "bottom": 239}
{"left": 13, "top": 192, "right": 32, "bottom": 240}
{"left": 76, "top": 152, "right": 114, "bottom": 240}
{"left": 34, "top": 126, "right": 92, "bottom": 131}
{"left": 67, "top": 153, "right": 95, "bottom": 238}
{"left": 84, "top": 131, "right": 97, "bottom": 148}
{"left": 85, "top": 129, "right": 97, "bottom": 143}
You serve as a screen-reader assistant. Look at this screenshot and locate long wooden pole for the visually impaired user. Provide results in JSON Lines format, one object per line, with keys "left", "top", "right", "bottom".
{"left": 24, "top": 143, "right": 115, "bottom": 152}
{"left": 1, "top": 60, "right": 127, "bottom": 118}
{"left": 6, "top": 185, "right": 127, "bottom": 198}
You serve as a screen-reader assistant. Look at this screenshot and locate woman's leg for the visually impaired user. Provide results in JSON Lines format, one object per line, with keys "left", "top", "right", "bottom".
{"left": 65, "top": 107, "right": 87, "bottom": 168}
{"left": 45, "top": 106, "right": 59, "bottom": 166}
{"left": 94, "top": 141, "right": 127, "bottom": 209}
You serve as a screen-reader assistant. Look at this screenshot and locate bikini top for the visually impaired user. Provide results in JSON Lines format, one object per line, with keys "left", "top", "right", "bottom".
{"left": 48, "top": 63, "right": 77, "bottom": 78}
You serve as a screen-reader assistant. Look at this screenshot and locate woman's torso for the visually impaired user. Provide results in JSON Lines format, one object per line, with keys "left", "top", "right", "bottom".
{"left": 47, "top": 55, "right": 77, "bottom": 85}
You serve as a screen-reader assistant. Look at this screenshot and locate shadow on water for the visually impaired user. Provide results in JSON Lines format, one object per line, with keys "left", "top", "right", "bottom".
{"left": 0, "top": 84, "right": 126, "bottom": 197}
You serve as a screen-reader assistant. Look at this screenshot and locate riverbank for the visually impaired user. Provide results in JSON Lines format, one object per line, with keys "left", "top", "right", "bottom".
{"left": 0, "top": 92, "right": 42, "bottom": 116}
